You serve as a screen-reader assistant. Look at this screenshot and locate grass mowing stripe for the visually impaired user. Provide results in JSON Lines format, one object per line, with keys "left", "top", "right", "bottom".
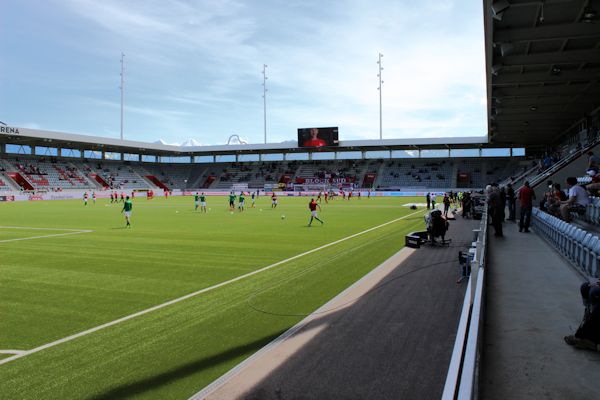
{"left": 0, "top": 208, "right": 425, "bottom": 367}
{"left": 0, "top": 209, "right": 425, "bottom": 400}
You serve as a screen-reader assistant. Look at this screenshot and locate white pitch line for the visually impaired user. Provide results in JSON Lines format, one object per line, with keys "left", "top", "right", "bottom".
{"left": 0, "top": 230, "right": 93, "bottom": 244}
{"left": 0, "top": 209, "right": 424, "bottom": 366}
{"left": 0, "top": 226, "right": 92, "bottom": 232}
{"left": 0, "top": 350, "right": 26, "bottom": 355}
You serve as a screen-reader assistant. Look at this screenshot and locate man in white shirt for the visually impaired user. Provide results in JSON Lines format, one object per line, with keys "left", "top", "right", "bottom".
{"left": 560, "top": 177, "right": 590, "bottom": 222}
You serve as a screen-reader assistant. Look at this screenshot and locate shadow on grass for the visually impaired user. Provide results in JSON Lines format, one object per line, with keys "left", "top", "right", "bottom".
{"left": 88, "top": 330, "right": 286, "bottom": 400}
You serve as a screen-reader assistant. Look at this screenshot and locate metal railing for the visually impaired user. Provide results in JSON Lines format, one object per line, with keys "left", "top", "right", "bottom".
{"left": 441, "top": 203, "right": 488, "bottom": 400}
{"left": 527, "top": 138, "right": 600, "bottom": 190}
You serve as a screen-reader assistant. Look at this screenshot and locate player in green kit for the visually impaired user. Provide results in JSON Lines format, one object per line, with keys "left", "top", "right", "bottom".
{"left": 122, "top": 195, "right": 133, "bottom": 228}
{"left": 194, "top": 192, "right": 200, "bottom": 211}
{"left": 228, "top": 192, "right": 236, "bottom": 211}
{"left": 200, "top": 192, "right": 207, "bottom": 213}
{"left": 238, "top": 192, "right": 245, "bottom": 212}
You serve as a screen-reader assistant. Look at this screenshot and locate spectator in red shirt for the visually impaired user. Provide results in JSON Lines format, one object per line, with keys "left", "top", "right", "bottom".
{"left": 518, "top": 181, "right": 536, "bottom": 232}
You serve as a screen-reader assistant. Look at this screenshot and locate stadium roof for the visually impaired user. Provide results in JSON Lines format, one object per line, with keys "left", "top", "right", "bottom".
{"left": 0, "top": 126, "right": 495, "bottom": 156}
{"left": 484, "top": 0, "right": 600, "bottom": 147}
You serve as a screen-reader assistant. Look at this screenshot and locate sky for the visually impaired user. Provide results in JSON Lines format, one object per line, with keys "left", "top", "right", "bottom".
{"left": 0, "top": 0, "right": 487, "bottom": 146}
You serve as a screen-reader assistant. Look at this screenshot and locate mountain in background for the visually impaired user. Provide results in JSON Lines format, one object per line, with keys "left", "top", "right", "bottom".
{"left": 152, "top": 138, "right": 297, "bottom": 146}
{"left": 153, "top": 139, "right": 203, "bottom": 146}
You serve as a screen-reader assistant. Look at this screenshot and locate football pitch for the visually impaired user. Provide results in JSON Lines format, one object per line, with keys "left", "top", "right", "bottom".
{"left": 0, "top": 195, "right": 426, "bottom": 399}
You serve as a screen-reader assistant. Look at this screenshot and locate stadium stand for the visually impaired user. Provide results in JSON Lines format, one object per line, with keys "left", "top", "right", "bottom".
{"left": 0, "top": 155, "right": 536, "bottom": 192}
{"left": 212, "top": 161, "right": 295, "bottom": 189}
{"left": 82, "top": 161, "right": 150, "bottom": 190}
{"left": 137, "top": 164, "right": 209, "bottom": 190}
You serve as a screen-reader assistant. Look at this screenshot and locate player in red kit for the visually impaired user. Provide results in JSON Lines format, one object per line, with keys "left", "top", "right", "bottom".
{"left": 308, "top": 198, "right": 324, "bottom": 226}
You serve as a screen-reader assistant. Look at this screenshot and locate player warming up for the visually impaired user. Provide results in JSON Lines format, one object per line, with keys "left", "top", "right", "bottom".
{"left": 122, "top": 195, "right": 133, "bottom": 228}
{"left": 200, "top": 192, "right": 207, "bottom": 213}
{"left": 228, "top": 191, "right": 236, "bottom": 211}
{"left": 308, "top": 198, "right": 324, "bottom": 226}
{"left": 238, "top": 192, "right": 245, "bottom": 212}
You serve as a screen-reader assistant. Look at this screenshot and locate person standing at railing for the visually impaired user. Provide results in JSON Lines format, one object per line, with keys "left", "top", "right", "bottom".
{"left": 506, "top": 183, "right": 516, "bottom": 221}
{"left": 518, "top": 181, "right": 535, "bottom": 233}
{"left": 488, "top": 185, "right": 504, "bottom": 237}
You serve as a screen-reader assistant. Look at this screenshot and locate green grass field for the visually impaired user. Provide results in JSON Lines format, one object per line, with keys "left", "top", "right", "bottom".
{"left": 0, "top": 195, "right": 426, "bottom": 399}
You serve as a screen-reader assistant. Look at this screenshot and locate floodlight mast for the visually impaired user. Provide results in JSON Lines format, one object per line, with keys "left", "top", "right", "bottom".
{"left": 262, "top": 64, "right": 268, "bottom": 144}
{"left": 120, "top": 52, "right": 125, "bottom": 141}
{"left": 377, "top": 52, "right": 384, "bottom": 140}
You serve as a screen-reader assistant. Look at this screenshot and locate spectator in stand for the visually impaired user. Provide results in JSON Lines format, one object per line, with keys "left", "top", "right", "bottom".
{"left": 518, "top": 181, "right": 535, "bottom": 233}
{"left": 585, "top": 170, "right": 600, "bottom": 196}
{"left": 546, "top": 183, "right": 568, "bottom": 217}
{"left": 542, "top": 154, "right": 552, "bottom": 170}
{"left": 560, "top": 177, "right": 590, "bottom": 222}
{"left": 587, "top": 151, "right": 600, "bottom": 174}
{"left": 564, "top": 280, "right": 600, "bottom": 351}
{"left": 539, "top": 180, "right": 553, "bottom": 212}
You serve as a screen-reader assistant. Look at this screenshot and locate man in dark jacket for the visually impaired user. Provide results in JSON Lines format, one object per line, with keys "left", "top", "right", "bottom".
{"left": 506, "top": 183, "right": 516, "bottom": 221}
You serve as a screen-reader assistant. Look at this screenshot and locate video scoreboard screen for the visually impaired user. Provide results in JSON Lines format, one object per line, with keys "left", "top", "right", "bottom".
{"left": 297, "top": 127, "right": 339, "bottom": 148}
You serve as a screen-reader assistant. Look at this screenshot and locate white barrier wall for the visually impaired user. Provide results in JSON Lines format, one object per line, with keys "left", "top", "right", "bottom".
{"left": 0, "top": 189, "right": 461, "bottom": 202}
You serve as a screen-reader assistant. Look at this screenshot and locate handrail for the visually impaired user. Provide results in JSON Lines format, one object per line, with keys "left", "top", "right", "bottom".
{"left": 457, "top": 266, "right": 485, "bottom": 399}
{"left": 441, "top": 203, "right": 488, "bottom": 400}
{"left": 441, "top": 277, "right": 473, "bottom": 400}
{"left": 526, "top": 138, "right": 600, "bottom": 190}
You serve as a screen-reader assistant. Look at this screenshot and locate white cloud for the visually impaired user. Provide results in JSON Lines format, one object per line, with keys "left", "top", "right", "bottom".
{"left": 5, "top": 0, "right": 487, "bottom": 144}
